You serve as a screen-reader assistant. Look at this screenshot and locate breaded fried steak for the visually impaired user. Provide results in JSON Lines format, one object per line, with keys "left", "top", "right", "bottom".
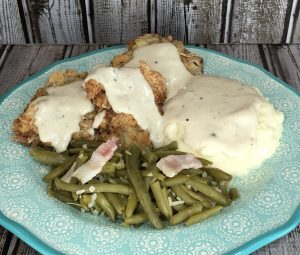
{"left": 111, "top": 34, "right": 204, "bottom": 75}
{"left": 12, "top": 70, "right": 97, "bottom": 150}
{"left": 84, "top": 61, "right": 167, "bottom": 147}
{"left": 111, "top": 34, "right": 203, "bottom": 99}
{"left": 12, "top": 34, "right": 205, "bottom": 151}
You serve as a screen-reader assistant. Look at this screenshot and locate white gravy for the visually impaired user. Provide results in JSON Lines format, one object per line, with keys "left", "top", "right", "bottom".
{"left": 34, "top": 81, "right": 94, "bottom": 152}
{"left": 163, "top": 76, "right": 284, "bottom": 176}
{"left": 86, "top": 67, "right": 163, "bottom": 146}
{"left": 93, "top": 111, "right": 106, "bottom": 128}
{"left": 125, "top": 42, "right": 193, "bottom": 99}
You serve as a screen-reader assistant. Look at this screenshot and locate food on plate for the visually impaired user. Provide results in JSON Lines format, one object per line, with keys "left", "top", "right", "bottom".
{"left": 84, "top": 61, "right": 166, "bottom": 147}
{"left": 11, "top": 34, "right": 285, "bottom": 229}
{"left": 12, "top": 70, "right": 96, "bottom": 152}
{"left": 32, "top": 140, "right": 237, "bottom": 229}
{"left": 163, "top": 76, "right": 284, "bottom": 176}
{"left": 112, "top": 34, "right": 204, "bottom": 99}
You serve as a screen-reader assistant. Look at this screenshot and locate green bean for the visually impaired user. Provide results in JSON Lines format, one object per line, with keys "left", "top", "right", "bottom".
{"left": 192, "top": 175, "right": 210, "bottom": 184}
{"left": 187, "top": 179, "right": 231, "bottom": 206}
{"left": 106, "top": 193, "right": 126, "bottom": 215}
{"left": 102, "top": 162, "right": 116, "bottom": 174}
{"left": 101, "top": 160, "right": 125, "bottom": 174}
{"left": 153, "top": 141, "right": 178, "bottom": 152}
{"left": 185, "top": 206, "right": 223, "bottom": 226}
{"left": 68, "top": 148, "right": 94, "bottom": 154}
{"left": 202, "top": 167, "right": 232, "bottom": 181}
{"left": 79, "top": 194, "right": 93, "bottom": 210}
{"left": 30, "top": 147, "right": 68, "bottom": 166}
{"left": 96, "top": 193, "right": 116, "bottom": 222}
{"left": 124, "top": 213, "right": 147, "bottom": 225}
{"left": 74, "top": 151, "right": 89, "bottom": 169}
{"left": 161, "top": 187, "right": 173, "bottom": 217}
{"left": 126, "top": 190, "right": 138, "bottom": 218}
{"left": 196, "top": 157, "right": 212, "bottom": 166}
{"left": 170, "top": 203, "right": 203, "bottom": 225}
{"left": 171, "top": 185, "right": 198, "bottom": 206}
{"left": 154, "top": 150, "right": 186, "bottom": 158}
{"left": 69, "top": 139, "right": 101, "bottom": 149}
{"left": 150, "top": 181, "right": 170, "bottom": 219}
{"left": 218, "top": 185, "right": 230, "bottom": 200}
{"left": 141, "top": 147, "right": 158, "bottom": 164}
{"left": 143, "top": 176, "right": 152, "bottom": 191}
{"left": 126, "top": 146, "right": 164, "bottom": 229}
{"left": 181, "top": 185, "right": 212, "bottom": 209}
{"left": 111, "top": 151, "right": 124, "bottom": 161}
{"left": 173, "top": 203, "right": 187, "bottom": 212}
{"left": 54, "top": 178, "right": 131, "bottom": 195}
{"left": 163, "top": 175, "right": 191, "bottom": 186}
{"left": 116, "top": 169, "right": 128, "bottom": 177}
{"left": 145, "top": 165, "right": 166, "bottom": 181}
{"left": 43, "top": 155, "right": 77, "bottom": 183}
{"left": 229, "top": 188, "right": 239, "bottom": 201}
{"left": 181, "top": 168, "right": 204, "bottom": 176}
{"left": 48, "top": 188, "right": 81, "bottom": 209}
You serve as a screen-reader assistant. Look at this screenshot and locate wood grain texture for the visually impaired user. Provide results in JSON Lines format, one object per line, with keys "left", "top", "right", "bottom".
{"left": 0, "top": 0, "right": 25, "bottom": 43}
{"left": 0, "top": 45, "right": 299, "bottom": 255}
{"left": 0, "top": 45, "right": 65, "bottom": 94}
{"left": 156, "top": 0, "right": 224, "bottom": 43}
{"left": 156, "top": 0, "right": 186, "bottom": 41}
{"left": 262, "top": 44, "right": 300, "bottom": 90}
{"left": 26, "top": 0, "right": 86, "bottom": 43}
{"left": 16, "top": 240, "right": 40, "bottom": 255}
{"left": 0, "top": 227, "right": 9, "bottom": 252}
{"left": 230, "top": 0, "right": 289, "bottom": 43}
{"left": 206, "top": 44, "right": 264, "bottom": 65}
{"left": 93, "top": 0, "right": 149, "bottom": 44}
{"left": 185, "top": 0, "right": 224, "bottom": 43}
{"left": 252, "top": 226, "right": 300, "bottom": 255}
{"left": 291, "top": 0, "right": 300, "bottom": 42}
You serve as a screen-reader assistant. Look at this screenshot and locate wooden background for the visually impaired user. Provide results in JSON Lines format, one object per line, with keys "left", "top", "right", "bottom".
{"left": 0, "top": 0, "right": 300, "bottom": 44}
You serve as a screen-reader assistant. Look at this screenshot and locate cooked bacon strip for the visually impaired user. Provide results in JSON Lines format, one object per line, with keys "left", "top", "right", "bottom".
{"left": 156, "top": 154, "right": 202, "bottom": 177}
{"left": 72, "top": 137, "right": 118, "bottom": 184}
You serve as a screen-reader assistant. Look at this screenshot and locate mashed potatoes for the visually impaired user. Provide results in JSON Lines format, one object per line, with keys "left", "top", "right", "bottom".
{"left": 162, "top": 76, "right": 284, "bottom": 176}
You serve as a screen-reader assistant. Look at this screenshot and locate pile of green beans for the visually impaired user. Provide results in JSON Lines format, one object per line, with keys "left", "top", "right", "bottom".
{"left": 30, "top": 139, "right": 239, "bottom": 229}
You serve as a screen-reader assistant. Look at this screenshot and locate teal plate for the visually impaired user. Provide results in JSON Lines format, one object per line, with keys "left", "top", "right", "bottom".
{"left": 0, "top": 46, "right": 299, "bottom": 255}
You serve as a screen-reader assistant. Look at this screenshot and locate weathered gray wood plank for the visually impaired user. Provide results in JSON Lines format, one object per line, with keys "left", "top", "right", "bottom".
{"left": 63, "top": 45, "right": 104, "bottom": 58}
{"left": 291, "top": 1, "right": 300, "bottom": 43}
{"left": 206, "top": 44, "right": 265, "bottom": 66}
{"left": 0, "top": 1, "right": 26, "bottom": 43}
{"left": 156, "top": 0, "right": 186, "bottom": 42}
{"left": 230, "top": 0, "right": 290, "bottom": 43}
{"left": 0, "top": 227, "right": 9, "bottom": 252}
{"left": 93, "top": 0, "right": 149, "bottom": 44}
{"left": 156, "top": 0, "right": 225, "bottom": 43}
{"left": 252, "top": 226, "right": 300, "bottom": 255}
{"left": 185, "top": 0, "right": 224, "bottom": 43}
{"left": 26, "top": 0, "right": 86, "bottom": 43}
{"left": 15, "top": 240, "right": 40, "bottom": 255}
{"left": 262, "top": 44, "right": 300, "bottom": 90}
{"left": 0, "top": 45, "right": 65, "bottom": 94}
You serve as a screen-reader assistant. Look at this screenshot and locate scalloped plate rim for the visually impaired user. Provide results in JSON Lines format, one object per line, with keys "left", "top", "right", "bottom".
{"left": 0, "top": 45, "right": 299, "bottom": 255}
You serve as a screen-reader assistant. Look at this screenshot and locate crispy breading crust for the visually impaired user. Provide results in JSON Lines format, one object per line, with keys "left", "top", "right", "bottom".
{"left": 12, "top": 69, "right": 97, "bottom": 147}
{"left": 98, "top": 110, "right": 151, "bottom": 147}
{"left": 84, "top": 61, "right": 167, "bottom": 147}
{"left": 111, "top": 34, "right": 204, "bottom": 75}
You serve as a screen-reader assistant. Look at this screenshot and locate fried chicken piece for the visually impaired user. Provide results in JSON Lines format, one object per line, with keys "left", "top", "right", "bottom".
{"left": 12, "top": 69, "right": 97, "bottom": 147}
{"left": 111, "top": 34, "right": 204, "bottom": 75}
{"left": 85, "top": 61, "right": 166, "bottom": 110}
{"left": 84, "top": 62, "right": 166, "bottom": 147}
{"left": 98, "top": 110, "right": 151, "bottom": 147}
